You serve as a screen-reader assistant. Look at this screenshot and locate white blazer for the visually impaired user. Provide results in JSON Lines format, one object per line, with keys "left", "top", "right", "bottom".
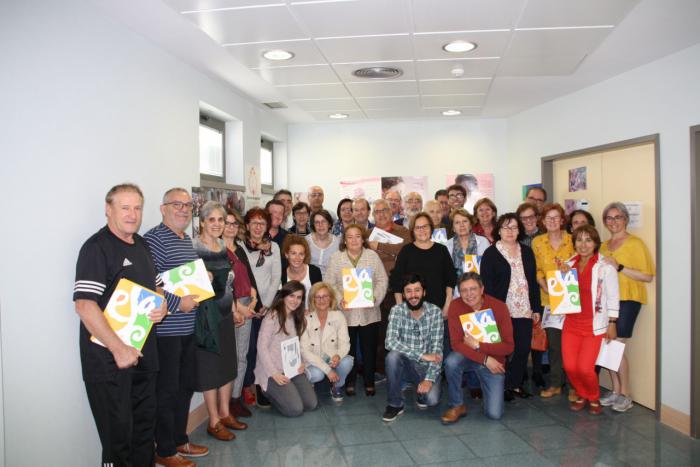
{"left": 300, "top": 310, "right": 351, "bottom": 375}
{"left": 566, "top": 254, "right": 620, "bottom": 335}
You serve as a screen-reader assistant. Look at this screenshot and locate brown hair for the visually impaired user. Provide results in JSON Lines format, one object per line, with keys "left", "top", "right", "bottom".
{"left": 339, "top": 224, "right": 369, "bottom": 251}
{"left": 473, "top": 198, "right": 497, "bottom": 225}
{"left": 269, "top": 281, "right": 307, "bottom": 337}
{"left": 281, "top": 234, "right": 311, "bottom": 264}
{"left": 408, "top": 212, "right": 434, "bottom": 242}
{"left": 541, "top": 203, "right": 567, "bottom": 231}
{"left": 449, "top": 208, "right": 475, "bottom": 226}
{"left": 572, "top": 224, "right": 602, "bottom": 253}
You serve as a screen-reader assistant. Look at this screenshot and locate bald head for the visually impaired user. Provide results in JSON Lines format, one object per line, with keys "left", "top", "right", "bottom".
{"left": 308, "top": 185, "right": 324, "bottom": 211}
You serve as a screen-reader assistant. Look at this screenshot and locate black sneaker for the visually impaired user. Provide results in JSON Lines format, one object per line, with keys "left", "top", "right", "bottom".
{"left": 256, "top": 384, "right": 271, "bottom": 409}
{"left": 416, "top": 394, "right": 428, "bottom": 410}
{"left": 382, "top": 405, "right": 404, "bottom": 422}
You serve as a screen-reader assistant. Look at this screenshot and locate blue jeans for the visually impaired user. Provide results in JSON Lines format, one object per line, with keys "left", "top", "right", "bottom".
{"left": 444, "top": 352, "right": 505, "bottom": 420}
{"left": 385, "top": 351, "right": 441, "bottom": 408}
{"left": 305, "top": 355, "right": 354, "bottom": 387}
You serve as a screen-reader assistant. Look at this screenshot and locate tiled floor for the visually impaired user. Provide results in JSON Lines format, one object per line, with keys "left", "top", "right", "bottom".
{"left": 188, "top": 383, "right": 700, "bottom": 466}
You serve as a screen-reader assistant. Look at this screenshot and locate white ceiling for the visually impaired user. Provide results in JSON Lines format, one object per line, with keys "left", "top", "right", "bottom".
{"left": 95, "top": 0, "right": 700, "bottom": 122}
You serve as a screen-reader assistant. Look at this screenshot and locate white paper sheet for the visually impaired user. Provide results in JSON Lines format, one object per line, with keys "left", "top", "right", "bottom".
{"left": 368, "top": 227, "right": 403, "bottom": 244}
{"left": 596, "top": 339, "right": 626, "bottom": 371}
{"left": 541, "top": 306, "right": 565, "bottom": 330}
{"left": 281, "top": 336, "right": 301, "bottom": 379}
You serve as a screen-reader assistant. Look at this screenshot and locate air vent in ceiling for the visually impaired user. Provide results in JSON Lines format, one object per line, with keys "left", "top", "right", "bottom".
{"left": 263, "top": 102, "right": 287, "bottom": 109}
{"left": 352, "top": 67, "right": 403, "bottom": 79}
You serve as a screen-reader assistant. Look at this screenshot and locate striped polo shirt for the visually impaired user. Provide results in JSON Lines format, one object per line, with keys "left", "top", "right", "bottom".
{"left": 144, "top": 222, "right": 199, "bottom": 336}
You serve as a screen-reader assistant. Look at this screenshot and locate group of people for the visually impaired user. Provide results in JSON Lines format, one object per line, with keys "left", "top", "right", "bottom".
{"left": 74, "top": 182, "right": 654, "bottom": 467}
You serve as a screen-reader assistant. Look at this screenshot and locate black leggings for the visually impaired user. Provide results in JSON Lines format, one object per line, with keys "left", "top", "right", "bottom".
{"left": 506, "top": 318, "right": 533, "bottom": 390}
{"left": 347, "top": 322, "right": 379, "bottom": 388}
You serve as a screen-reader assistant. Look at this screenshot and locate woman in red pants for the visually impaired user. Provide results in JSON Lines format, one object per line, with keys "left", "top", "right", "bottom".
{"left": 561, "top": 225, "right": 619, "bottom": 414}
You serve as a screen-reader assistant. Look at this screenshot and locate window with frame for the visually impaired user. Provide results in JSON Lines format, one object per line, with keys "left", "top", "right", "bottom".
{"left": 260, "top": 138, "right": 274, "bottom": 193}
{"left": 199, "top": 114, "right": 225, "bottom": 183}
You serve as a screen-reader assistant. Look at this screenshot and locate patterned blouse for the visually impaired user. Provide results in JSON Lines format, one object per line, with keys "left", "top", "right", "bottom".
{"left": 496, "top": 241, "right": 532, "bottom": 319}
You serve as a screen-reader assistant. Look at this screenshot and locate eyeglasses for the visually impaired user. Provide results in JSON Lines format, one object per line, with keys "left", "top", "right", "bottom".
{"left": 414, "top": 224, "right": 432, "bottom": 231}
{"left": 544, "top": 216, "right": 561, "bottom": 222}
{"left": 605, "top": 215, "right": 626, "bottom": 222}
{"left": 314, "top": 220, "right": 328, "bottom": 226}
{"left": 500, "top": 225, "right": 519, "bottom": 232}
{"left": 448, "top": 193, "right": 465, "bottom": 199}
{"left": 527, "top": 196, "right": 545, "bottom": 203}
{"left": 308, "top": 193, "right": 323, "bottom": 198}
{"left": 224, "top": 221, "right": 239, "bottom": 227}
{"left": 520, "top": 215, "right": 537, "bottom": 222}
{"left": 374, "top": 208, "right": 390, "bottom": 214}
{"left": 248, "top": 221, "right": 267, "bottom": 227}
{"left": 164, "top": 201, "right": 194, "bottom": 210}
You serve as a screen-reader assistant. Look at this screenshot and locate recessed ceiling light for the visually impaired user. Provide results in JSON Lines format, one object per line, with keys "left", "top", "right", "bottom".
{"left": 262, "top": 49, "right": 295, "bottom": 61}
{"left": 442, "top": 40, "right": 477, "bottom": 53}
{"left": 329, "top": 113, "right": 348, "bottom": 119}
{"left": 442, "top": 110, "right": 462, "bottom": 116}
{"left": 352, "top": 67, "right": 403, "bottom": 79}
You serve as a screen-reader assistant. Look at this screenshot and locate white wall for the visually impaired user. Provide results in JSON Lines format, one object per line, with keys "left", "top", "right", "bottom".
{"left": 0, "top": 0, "right": 286, "bottom": 465}
{"left": 507, "top": 43, "right": 700, "bottom": 415}
{"left": 287, "top": 119, "right": 508, "bottom": 211}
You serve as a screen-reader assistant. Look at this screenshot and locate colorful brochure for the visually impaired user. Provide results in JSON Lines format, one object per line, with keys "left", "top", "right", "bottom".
{"left": 342, "top": 267, "right": 374, "bottom": 308}
{"left": 459, "top": 308, "right": 502, "bottom": 343}
{"left": 546, "top": 269, "right": 582, "bottom": 315}
{"left": 281, "top": 336, "right": 302, "bottom": 378}
{"left": 464, "top": 254, "right": 482, "bottom": 274}
{"left": 431, "top": 228, "right": 448, "bottom": 245}
{"left": 161, "top": 258, "right": 215, "bottom": 303}
{"left": 91, "top": 278, "right": 163, "bottom": 351}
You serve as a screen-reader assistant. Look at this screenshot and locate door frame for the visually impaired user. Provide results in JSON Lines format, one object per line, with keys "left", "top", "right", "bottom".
{"left": 541, "top": 134, "right": 661, "bottom": 416}
{"left": 690, "top": 124, "right": 700, "bottom": 438}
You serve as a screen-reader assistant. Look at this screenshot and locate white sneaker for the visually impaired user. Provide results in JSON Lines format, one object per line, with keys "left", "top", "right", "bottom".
{"left": 599, "top": 391, "right": 619, "bottom": 407}
{"left": 612, "top": 395, "right": 633, "bottom": 412}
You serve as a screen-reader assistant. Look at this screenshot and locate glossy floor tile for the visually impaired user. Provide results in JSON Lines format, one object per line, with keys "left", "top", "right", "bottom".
{"left": 187, "top": 382, "right": 700, "bottom": 466}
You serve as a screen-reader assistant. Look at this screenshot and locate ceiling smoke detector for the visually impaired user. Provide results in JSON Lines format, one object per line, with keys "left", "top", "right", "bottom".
{"left": 352, "top": 66, "right": 403, "bottom": 79}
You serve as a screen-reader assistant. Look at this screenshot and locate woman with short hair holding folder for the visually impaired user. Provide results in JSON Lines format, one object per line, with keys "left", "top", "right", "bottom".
{"left": 560, "top": 225, "right": 619, "bottom": 414}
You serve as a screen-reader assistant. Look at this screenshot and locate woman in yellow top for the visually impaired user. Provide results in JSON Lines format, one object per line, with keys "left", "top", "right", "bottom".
{"left": 598, "top": 202, "right": 655, "bottom": 413}
{"left": 532, "top": 203, "right": 575, "bottom": 399}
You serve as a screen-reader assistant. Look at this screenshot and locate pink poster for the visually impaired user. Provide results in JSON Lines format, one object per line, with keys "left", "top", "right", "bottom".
{"left": 339, "top": 177, "right": 382, "bottom": 203}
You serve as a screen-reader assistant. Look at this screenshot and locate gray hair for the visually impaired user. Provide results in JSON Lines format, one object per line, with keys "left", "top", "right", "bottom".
{"left": 373, "top": 198, "right": 389, "bottom": 210}
{"left": 602, "top": 202, "right": 629, "bottom": 225}
{"left": 162, "top": 187, "right": 190, "bottom": 204}
{"left": 200, "top": 200, "right": 226, "bottom": 221}
{"left": 458, "top": 272, "right": 483, "bottom": 288}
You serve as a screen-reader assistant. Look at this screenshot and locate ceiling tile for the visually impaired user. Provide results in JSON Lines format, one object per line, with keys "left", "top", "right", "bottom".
{"left": 316, "top": 35, "right": 413, "bottom": 62}
{"left": 418, "top": 78, "right": 491, "bottom": 94}
{"left": 420, "top": 107, "right": 483, "bottom": 117}
{"left": 364, "top": 108, "right": 425, "bottom": 119}
{"left": 277, "top": 83, "right": 350, "bottom": 99}
{"left": 225, "top": 40, "right": 325, "bottom": 68}
{"left": 497, "top": 55, "right": 584, "bottom": 76}
{"left": 507, "top": 28, "right": 613, "bottom": 57}
{"left": 517, "top": 0, "right": 640, "bottom": 28}
{"left": 333, "top": 60, "right": 416, "bottom": 81}
{"left": 357, "top": 95, "right": 420, "bottom": 110}
{"left": 411, "top": 0, "right": 527, "bottom": 32}
{"left": 346, "top": 80, "right": 419, "bottom": 97}
{"left": 414, "top": 58, "right": 499, "bottom": 80}
{"left": 293, "top": 98, "right": 359, "bottom": 111}
{"left": 181, "top": 5, "right": 304, "bottom": 44}
{"left": 421, "top": 94, "right": 485, "bottom": 107}
{"left": 256, "top": 64, "right": 339, "bottom": 85}
{"left": 290, "top": 0, "right": 411, "bottom": 38}
{"left": 412, "top": 30, "right": 511, "bottom": 60}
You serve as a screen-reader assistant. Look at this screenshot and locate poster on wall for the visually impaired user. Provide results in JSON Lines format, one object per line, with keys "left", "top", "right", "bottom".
{"left": 381, "top": 176, "right": 429, "bottom": 201}
{"left": 446, "top": 173, "right": 495, "bottom": 213}
{"left": 293, "top": 192, "right": 309, "bottom": 205}
{"left": 191, "top": 186, "right": 246, "bottom": 238}
{"left": 568, "top": 167, "right": 587, "bottom": 192}
{"left": 245, "top": 164, "right": 262, "bottom": 209}
{"left": 339, "top": 177, "right": 382, "bottom": 203}
{"left": 623, "top": 201, "right": 643, "bottom": 229}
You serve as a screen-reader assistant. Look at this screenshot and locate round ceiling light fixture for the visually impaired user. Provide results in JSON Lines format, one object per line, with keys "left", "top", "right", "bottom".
{"left": 442, "top": 40, "right": 477, "bottom": 53}
{"left": 329, "top": 113, "right": 349, "bottom": 119}
{"left": 441, "top": 109, "right": 462, "bottom": 117}
{"left": 352, "top": 66, "right": 403, "bottom": 79}
{"left": 262, "top": 49, "right": 295, "bottom": 61}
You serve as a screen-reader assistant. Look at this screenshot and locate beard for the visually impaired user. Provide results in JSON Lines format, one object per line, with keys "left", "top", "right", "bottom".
{"left": 405, "top": 296, "right": 425, "bottom": 311}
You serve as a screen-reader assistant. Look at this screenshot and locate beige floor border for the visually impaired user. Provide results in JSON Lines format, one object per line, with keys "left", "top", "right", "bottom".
{"left": 660, "top": 404, "right": 691, "bottom": 435}
{"left": 187, "top": 402, "right": 208, "bottom": 434}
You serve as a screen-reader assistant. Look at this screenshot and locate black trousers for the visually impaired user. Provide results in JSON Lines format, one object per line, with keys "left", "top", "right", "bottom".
{"left": 243, "top": 316, "right": 263, "bottom": 387}
{"left": 84, "top": 370, "right": 157, "bottom": 467}
{"left": 347, "top": 322, "right": 379, "bottom": 388}
{"left": 155, "top": 334, "right": 196, "bottom": 457}
{"left": 506, "top": 318, "right": 533, "bottom": 390}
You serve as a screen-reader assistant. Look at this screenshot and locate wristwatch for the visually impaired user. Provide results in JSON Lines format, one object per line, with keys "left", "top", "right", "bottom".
{"left": 617, "top": 264, "right": 625, "bottom": 272}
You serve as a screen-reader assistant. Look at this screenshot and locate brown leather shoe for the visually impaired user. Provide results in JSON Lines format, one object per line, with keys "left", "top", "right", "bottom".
{"left": 207, "top": 421, "right": 235, "bottom": 441}
{"left": 176, "top": 442, "right": 209, "bottom": 458}
{"left": 155, "top": 454, "right": 196, "bottom": 467}
{"left": 230, "top": 398, "right": 252, "bottom": 418}
{"left": 540, "top": 386, "right": 562, "bottom": 398}
{"left": 570, "top": 398, "right": 587, "bottom": 412}
{"left": 220, "top": 415, "right": 248, "bottom": 430}
{"left": 441, "top": 405, "right": 467, "bottom": 424}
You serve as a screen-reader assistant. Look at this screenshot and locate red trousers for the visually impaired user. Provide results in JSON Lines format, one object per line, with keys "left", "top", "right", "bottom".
{"left": 562, "top": 331, "right": 604, "bottom": 401}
